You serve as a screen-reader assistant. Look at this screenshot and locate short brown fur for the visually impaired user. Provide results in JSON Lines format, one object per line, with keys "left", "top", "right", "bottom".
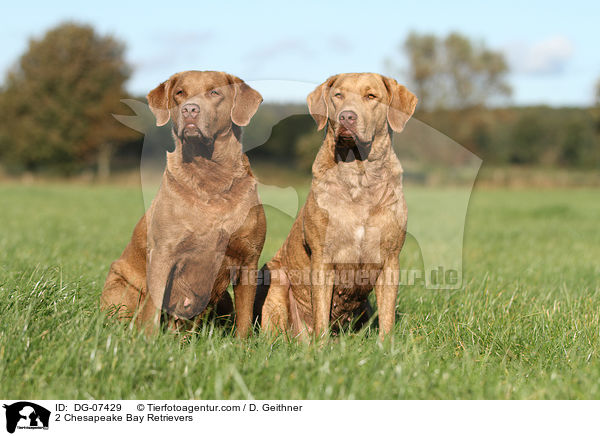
{"left": 101, "top": 71, "right": 266, "bottom": 337}
{"left": 255, "top": 73, "right": 417, "bottom": 340}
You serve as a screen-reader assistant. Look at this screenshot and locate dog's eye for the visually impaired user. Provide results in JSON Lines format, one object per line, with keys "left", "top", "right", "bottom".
{"left": 367, "top": 94, "right": 377, "bottom": 100}
{"left": 175, "top": 90, "right": 184, "bottom": 96}
{"left": 333, "top": 92, "right": 342, "bottom": 99}
{"left": 210, "top": 90, "right": 220, "bottom": 97}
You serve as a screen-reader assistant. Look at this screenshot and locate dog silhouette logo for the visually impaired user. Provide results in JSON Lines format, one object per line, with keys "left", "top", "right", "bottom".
{"left": 2, "top": 402, "right": 50, "bottom": 433}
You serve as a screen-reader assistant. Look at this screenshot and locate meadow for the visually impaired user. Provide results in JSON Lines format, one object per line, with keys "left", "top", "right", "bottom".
{"left": 0, "top": 181, "right": 599, "bottom": 399}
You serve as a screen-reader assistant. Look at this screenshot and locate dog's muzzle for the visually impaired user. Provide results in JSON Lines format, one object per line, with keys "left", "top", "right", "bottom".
{"left": 181, "top": 103, "right": 202, "bottom": 138}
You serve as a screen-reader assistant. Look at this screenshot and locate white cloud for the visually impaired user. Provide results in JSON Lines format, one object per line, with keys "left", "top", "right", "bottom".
{"left": 505, "top": 35, "right": 574, "bottom": 75}
{"left": 243, "top": 39, "right": 314, "bottom": 63}
{"left": 131, "top": 30, "right": 214, "bottom": 73}
{"left": 327, "top": 35, "right": 353, "bottom": 54}
{"left": 241, "top": 39, "right": 315, "bottom": 76}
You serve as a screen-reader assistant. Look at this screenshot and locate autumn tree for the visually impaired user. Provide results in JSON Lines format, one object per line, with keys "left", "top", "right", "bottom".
{"left": 387, "top": 31, "right": 512, "bottom": 111}
{"left": 400, "top": 33, "right": 438, "bottom": 110}
{"left": 0, "top": 22, "right": 134, "bottom": 177}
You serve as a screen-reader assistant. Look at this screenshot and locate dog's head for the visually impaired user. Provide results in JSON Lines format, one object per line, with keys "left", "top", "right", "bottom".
{"left": 147, "top": 70, "right": 262, "bottom": 148}
{"left": 307, "top": 73, "right": 417, "bottom": 158}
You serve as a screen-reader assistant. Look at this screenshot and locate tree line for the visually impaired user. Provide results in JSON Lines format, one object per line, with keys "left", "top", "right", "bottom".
{"left": 0, "top": 23, "right": 598, "bottom": 178}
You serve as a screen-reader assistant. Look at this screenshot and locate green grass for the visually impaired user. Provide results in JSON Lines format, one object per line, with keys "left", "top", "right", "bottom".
{"left": 1, "top": 182, "right": 599, "bottom": 399}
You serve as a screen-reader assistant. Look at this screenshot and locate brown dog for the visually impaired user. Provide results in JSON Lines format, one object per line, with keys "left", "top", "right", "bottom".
{"left": 101, "top": 70, "right": 266, "bottom": 337}
{"left": 254, "top": 73, "right": 417, "bottom": 340}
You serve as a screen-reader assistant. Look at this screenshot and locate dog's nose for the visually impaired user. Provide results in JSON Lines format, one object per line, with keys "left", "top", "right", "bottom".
{"left": 181, "top": 103, "right": 200, "bottom": 119}
{"left": 183, "top": 297, "right": 192, "bottom": 308}
{"left": 339, "top": 110, "right": 357, "bottom": 126}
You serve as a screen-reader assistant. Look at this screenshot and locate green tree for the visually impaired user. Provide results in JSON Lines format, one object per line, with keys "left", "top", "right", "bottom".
{"left": 508, "top": 114, "right": 545, "bottom": 165}
{"left": 401, "top": 33, "right": 438, "bottom": 110}
{"left": 559, "top": 120, "right": 594, "bottom": 166}
{"left": 387, "top": 32, "right": 511, "bottom": 111}
{"left": 0, "top": 22, "right": 134, "bottom": 177}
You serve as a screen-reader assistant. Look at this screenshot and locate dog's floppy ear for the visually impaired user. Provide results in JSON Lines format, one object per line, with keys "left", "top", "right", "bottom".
{"left": 228, "top": 75, "right": 263, "bottom": 126}
{"left": 307, "top": 75, "right": 339, "bottom": 131}
{"left": 382, "top": 76, "right": 418, "bottom": 133}
{"left": 147, "top": 75, "right": 178, "bottom": 126}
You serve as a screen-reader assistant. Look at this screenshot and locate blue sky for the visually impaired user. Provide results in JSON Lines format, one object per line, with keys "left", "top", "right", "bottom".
{"left": 2, "top": 0, "right": 599, "bottom": 106}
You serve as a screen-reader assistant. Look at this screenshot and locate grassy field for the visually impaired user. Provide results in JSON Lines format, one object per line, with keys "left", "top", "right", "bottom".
{"left": 1, "top": 182, "right": 599, "bottom": 399}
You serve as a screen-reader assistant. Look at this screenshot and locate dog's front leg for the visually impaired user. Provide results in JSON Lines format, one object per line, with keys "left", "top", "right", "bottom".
{"left": 144, "top": 246, "right": 172, "bottom": 334}
{"left": 310, "top": 253, "right": 335, "bottom": 338}
{"left": 232, "top": 257, "right": 259, "bottom": 338}
{"left": 374, "top": 255, "right": 400, "bottom": 340}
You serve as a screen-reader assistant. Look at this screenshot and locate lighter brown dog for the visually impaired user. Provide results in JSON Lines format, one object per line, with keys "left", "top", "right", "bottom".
{"left": 254, "top": 73, "right": 417, "bottom": 340}
{"left": 101, "top": 70, "right": 266, "bottom": 337}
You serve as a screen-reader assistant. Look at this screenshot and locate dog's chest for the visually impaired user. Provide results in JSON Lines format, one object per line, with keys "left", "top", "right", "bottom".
{"left": 315, "top": 180, "right": 403, "bottom": 265}
{"left": 151, "top": 176, "right": 258, "bottom": 245}
{"left": 194, "top": 189, "right": 254, "bottom": 233}
{"left": 330, "top": 204, "right": 378, "bottom": 264}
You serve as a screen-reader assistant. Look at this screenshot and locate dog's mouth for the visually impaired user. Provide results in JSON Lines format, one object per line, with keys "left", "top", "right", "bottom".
{"left": 336, "top": 126, "right": 370, "bottom": 148}
{"left": 174, "top": 122, "right": 214, "bottom": 160}
{"left": 335, "top": 126, "right": 372, "bottom": 162}
{"left": 175, "top": 119, "right": 204, "bottom": 140}
{"left": 182, "top": 122, "right": 202, "bottom": 138}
